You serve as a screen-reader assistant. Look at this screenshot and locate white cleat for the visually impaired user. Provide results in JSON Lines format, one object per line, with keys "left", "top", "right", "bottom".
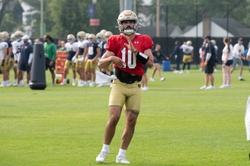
{"left": 60, "top": 81, "right": 66, "bottom": 85}
{"left": 13, "top": 80, "right": 17, "bottom": 86}
{"left": 141, "top": 86, "right": 148, "bottom": 91}
{"left": 149, "top": 78, "right": 155, "bottom": 82}
{"left": 219, "top": 84, "right": 227, "bottom": 88}
{"left": 96, "top": 151, "right": 108, "bottom": 163}
{"left": 77, "top": 80, "right": 84, "bottom": 87}
{"left": 160, "top": 77, "right": 165, "bottom": 81}
{"left": 116, "top": 155, "right": 130, "bottom": 164}
{"left": 0, "top": 82, "right": 6, "bottom": 87}
{"left": 200, "top": 85, "right": 207, "bottom": 90}
{"left": 72, "top": 80, "right": 76, "bottom": 86}
{"left": 205, "top": 86, "right": 215, "bottom": 90}
{"left": 6, "top": 80, "right": 11, "bottom": 87}
{"left": 17, "top": 82, "right": 24, "bottom": 87}
{"left": 173, "top": 70, "right": 179, "bottom": 73}
{"left": 89, "top": 82, "right": 95, "bottom": 87}
{"left": 179, "top": 70, "right": 183, "bottom": 74}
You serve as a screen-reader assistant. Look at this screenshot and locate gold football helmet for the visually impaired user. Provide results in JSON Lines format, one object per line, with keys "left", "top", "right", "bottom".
{"left": 77, "top": 31, "right": 86, "bottom": 41}
{"left": 10, "top": 34, "right": 16, "bottom": 41}
{"left": 187, "top": 40, "right": 192, "bottom": 46}
{"left": 96, "top": 32, "right": 105, "bottom": 41}
{"left": 100, "top": 29, "right": 107, "bottom": 35}
{"left": 14, "top": 30, "right": 24, "bottom": 39}
{"left": 211, "top": 40, "right": 216, "bottom": 45}
{"left": 117, "top": 10, "right": 138, "bottom": 35}
{"left": 67, "top": 34, "right": 75, "bottom": 43}
{"left": 88, "top": 34, "right": 96, "bottom": 43}
{"left": 2, "top": 31, "right": 9, "bottom": 40}
{"left": 105, "top": 31, "right": 113, "bottom": 38}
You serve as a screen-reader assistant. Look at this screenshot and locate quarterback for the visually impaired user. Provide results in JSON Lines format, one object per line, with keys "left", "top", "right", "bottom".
{"left": 96, "top": 10, "right": 154, "bottom": 164}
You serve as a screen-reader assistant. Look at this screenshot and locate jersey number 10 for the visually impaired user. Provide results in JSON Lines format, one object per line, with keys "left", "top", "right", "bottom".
{"left": 121, "top": 48, "right": 136, "bottom": 69}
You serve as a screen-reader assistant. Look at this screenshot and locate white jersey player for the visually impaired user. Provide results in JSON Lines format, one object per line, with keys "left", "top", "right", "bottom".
{"left": 12, "top": 31, "right": 24, "bottom": 65}
{"left": 75, "top": 31, "right": 89, "bottom": 87}
{"left": 0, "top": 33, "right": 9, "bottom": 87}
{"left": 60, "top": 34, "right": 78, "bottom": 86}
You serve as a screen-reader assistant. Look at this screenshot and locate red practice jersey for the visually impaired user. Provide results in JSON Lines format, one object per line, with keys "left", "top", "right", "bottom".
{"left": 106, "top": 33, "right": 153, "bottom": 76}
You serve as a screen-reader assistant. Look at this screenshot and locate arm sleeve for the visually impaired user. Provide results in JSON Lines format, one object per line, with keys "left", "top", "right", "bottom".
{"left": 171, "top": 46, "right": 178, "bottom": 56}
{"left": 28, "top": 53, "right": 33, "bottom": 64}
{"left": 52, "top": 44, "right": 57, "bottom": 61}
{"left": 143, "top": 35, "right": 153, "bottom": 50}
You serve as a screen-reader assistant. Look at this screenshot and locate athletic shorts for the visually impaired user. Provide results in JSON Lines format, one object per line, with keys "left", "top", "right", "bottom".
{"left": 182, "top": 55, "right": 192, "bottom": 63}
{"left": 109, "top": 79, "right": 141, "bottom": 111}
{"left": 76, "top": 56, "right": 85, "bottom": 69}
{"left": 0, "top": 60, "right": 8, "bottom": 71}
{"left": 45, "top": 58, "right": 55, "bottom": 72}
{"left": 7, "top": 58, "right": 15, "bottom": 68}
{"left": 85, "top": 59, "right": 97, "bottom": 70}
{"left": 64, "top": 60, "right": 76, "bottom": 70}
{"left": 19, "top": 62, "right": 31, "bottom": 72}
{"left": 222, "top": 60, "right": 233, "bottom": 66}
{"left": 205, "top": 62, "right": 214, "bottom": 74}
{"left": 232, "top": 57, "right": 243, "bottom": 68}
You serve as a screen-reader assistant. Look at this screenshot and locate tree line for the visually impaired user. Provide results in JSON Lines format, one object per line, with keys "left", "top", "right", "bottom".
{"left": 0, "top": 0, "right": 249, "bottom": 38}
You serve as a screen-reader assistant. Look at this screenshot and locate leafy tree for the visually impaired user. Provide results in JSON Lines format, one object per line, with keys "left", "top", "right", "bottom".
{"left": 0, "top": 0, "right": 16, "bottom": 31}
{"left": 8, "top": 0, "right": 150, "bottom": 38}
{"left": 0, "top": 13, "right": 19, "bottom": 32}
{"left": 149, "top": 0, "right": 249, "bottom": 30}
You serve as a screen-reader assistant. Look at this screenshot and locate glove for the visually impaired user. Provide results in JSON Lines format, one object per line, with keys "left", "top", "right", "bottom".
{"left": 79, "top": 56, "right": 84, "bottom": 62}
{"left": 72, "top": 56, "right": 77, "bottom": 63}
{"left": 1, "top": 59, "right": 5, "bottom": 66}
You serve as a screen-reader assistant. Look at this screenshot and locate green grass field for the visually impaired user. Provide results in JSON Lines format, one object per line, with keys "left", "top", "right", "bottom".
{"left": 1, "top": 67, "right": 250, "bottom": 166}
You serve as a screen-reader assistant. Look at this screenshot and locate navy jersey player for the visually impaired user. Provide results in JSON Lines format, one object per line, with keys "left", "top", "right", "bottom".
{"left": 85, "top": 34, "right": 100, "bottom": 87}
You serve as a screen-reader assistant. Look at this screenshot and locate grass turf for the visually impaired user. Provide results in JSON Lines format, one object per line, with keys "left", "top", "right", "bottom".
{"left": 0, "top": 67, "right": 250, "bottom": 166}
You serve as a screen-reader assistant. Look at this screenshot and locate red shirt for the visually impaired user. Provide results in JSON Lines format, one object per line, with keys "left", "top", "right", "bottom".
{"left": 106, "top": 33, "right": 153, "bottom": 76}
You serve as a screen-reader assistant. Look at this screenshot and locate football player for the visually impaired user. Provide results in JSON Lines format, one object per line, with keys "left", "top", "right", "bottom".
{"left": 60, "top": 34, "right": 78, "bottom": 86}
{"left": 0, "top": 32, "right": 9, "bottom": 87}
{"left": 2, "top": 31, "right": 13, "bottom": 86}
{"left": 96, "top": 10, "right": 154, "bottom": 164}
{"left": 96, "top": 32, "right": 105, "bottom": 44}
{"left": 12, "top": 30, "right": 25, "bottom": 86}
{"left": 10, "top": 33, "right": 18, "bottom": 85}
{"left": 85, "top": 34, "right": 100, "bottom": 87}
{"left": 75, "top": 31, "right": 88, "bottom": 87}
{"left": 180, "top": 40, "right": 194, "bottom": 73}
{"left": 96, "top": 31, "right": 114, "bottom": 87}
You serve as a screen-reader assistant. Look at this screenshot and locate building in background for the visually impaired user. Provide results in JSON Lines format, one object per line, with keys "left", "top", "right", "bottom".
{"left": 19, "top": 0, "right": 39, "bottom": 37}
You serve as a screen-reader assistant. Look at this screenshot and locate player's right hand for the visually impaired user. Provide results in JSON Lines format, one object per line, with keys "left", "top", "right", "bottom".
{"left": 111, "top": 56, "right": 126, "bottom": 68}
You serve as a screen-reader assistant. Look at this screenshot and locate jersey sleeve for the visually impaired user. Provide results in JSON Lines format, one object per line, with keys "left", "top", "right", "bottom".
{"left": 106, "top": 36, "right": 117, "bottom": 53}
{"left": 142, "top": 35, "right": 153, "bottom": 50}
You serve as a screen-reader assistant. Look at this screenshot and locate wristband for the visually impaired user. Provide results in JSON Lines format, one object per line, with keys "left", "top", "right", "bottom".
{"left": 135, "top": 51, "right": 149, "bottom": 65}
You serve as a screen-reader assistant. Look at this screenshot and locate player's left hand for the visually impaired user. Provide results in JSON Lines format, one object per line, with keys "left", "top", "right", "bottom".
{"left": 123, "top": 35, "right": 136, "bottom": 53}
{"left": 49, "top": 61, "right": 54, "bottom": 66}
